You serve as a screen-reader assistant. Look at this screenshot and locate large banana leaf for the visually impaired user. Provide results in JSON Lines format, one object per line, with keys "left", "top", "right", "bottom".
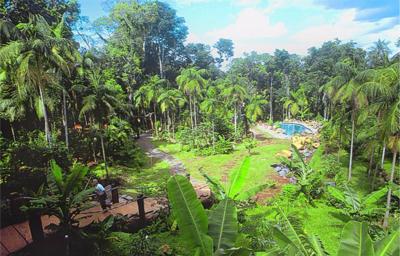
{"left": 50, "top": 159, "right": 64, "bottom": 192}
{"left": 374, "top": 230, "right": 400, "bottom": 256}
{"left": 208, "top": 198, "right": 238, "bottom": 250}
{"left": 64, "top": 163, "right": 88, "bottom": 198}
{"left": 337, "top": 221, "right": 374, "bottom": 256}
{"left": 228, "top": 157, "right": 250, "bottom": 198}
{"left": 343, "top": 185, "right": 361, "bottom": 211}
{"left": 362, "top": 187, "right": 388, "bottom": 207}
{"left": 327, "top": 186, "right": 346, "bottom": 205}
{"left": 167, "top": 175, "right": 213, "bottom": 256}
{"left": 201, "top": 171, "right": 226, "bottom": 199}
{"left": 273, "top": 207, "right": 309, "bottom": 255}
{"left": 235, "top": 183, "right": 273, "bottom": 201}
{"left": 308, "top": 235, "right": 328, "bottom": 256}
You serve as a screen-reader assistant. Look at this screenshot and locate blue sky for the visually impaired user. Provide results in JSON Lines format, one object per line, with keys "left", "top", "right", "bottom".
{"left": 78, "top": 0, "right": 399, "bottom": 56}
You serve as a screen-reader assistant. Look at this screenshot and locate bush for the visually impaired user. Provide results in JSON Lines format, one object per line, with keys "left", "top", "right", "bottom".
{"left": 214, "top": 136, "right": 234, "bottom": 154}
{"left": 320, "top": 155, "right": 341, "bottom": 178}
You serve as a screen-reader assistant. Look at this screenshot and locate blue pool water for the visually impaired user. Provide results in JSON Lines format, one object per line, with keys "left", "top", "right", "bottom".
{"left": 280, "top": 123, "right": 312, "bottom": 136}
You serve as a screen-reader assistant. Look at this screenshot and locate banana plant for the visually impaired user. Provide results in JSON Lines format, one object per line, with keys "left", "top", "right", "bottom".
{"left": 327, "top": 185, "right": 387, "bottom": 219}
{"left": 271, "top": 206, "right": 328, "bottom": 256}
{"left": 337, "top": 221, "right": 399, "bottom": 256}
{"left": 22, "top": 160, "right": 94, "bottom": 232}
{"left": 167, "top": 175, "right": 250, "bottom": 256}
{"left": 201, "top": 157, "right": 273, "bottom": 201}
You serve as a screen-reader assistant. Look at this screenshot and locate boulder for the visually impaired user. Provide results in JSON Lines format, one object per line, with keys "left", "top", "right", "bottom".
{"left": 312, "top": 142, "right": 320, "bottom": 148}
{"left": 276, "top": 149, "right": 292, "bottom": 158}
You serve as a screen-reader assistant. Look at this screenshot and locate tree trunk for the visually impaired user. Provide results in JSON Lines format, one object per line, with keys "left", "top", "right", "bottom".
{"left": 153, "top": 104, "right": 158, "bottom": 136}
{"left": 189, "top": 95, "right": 194, "bottom": 130}
{"left": 269, "top": 77, "right": 273, "bottom": 122}
{"left": 383, "top": 150, "right": 397, "bottom": 229}
{"left": 212, "top": 120, "right": 215, "bottom": 153}
{"left": 381, "top": 144, "right": 386, "bottom": 168}
{"left": 348, "top": 111, "right": 355, "bottom": 181}
{"left": 99, "top": 132, "right": 109, "bottom": 180}
{"left": 10, "top": 124, "right": 16, "bottom": 142}
{"left": 158, "top": 44, "right": 164, "bottom": 78}
{"left": 39, "top": 86, "right": 51, "bottom": 144}
{"left": 193, "top": 97, "right": 198, "bottom": 128}
{"left": 322, "top": 93, "right": 327, "bottom": 120}
{"left": 368, "top": 145, "right": 375, "bottom": 177}
{"left": 62, "top": 90, "right": 69, "bottom": 149}
{"left": 234, "top": 104, "right": 237, "bottom": 135}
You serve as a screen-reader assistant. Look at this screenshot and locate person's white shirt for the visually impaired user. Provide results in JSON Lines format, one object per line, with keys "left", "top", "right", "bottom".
{"left": 95, "top": 183, "right": 105, "bottom": 194}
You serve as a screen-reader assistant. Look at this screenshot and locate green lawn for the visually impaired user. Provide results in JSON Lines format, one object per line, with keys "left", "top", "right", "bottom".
{"left": 154, "top": 139, "right": 290, "bottom": 191}
{"left": 91, "top": 158, "right": 171, "bottom": 197}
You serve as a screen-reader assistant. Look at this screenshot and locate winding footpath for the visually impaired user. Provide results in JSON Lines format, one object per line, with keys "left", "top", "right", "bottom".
{"left": 136, "top": 133, "right": 210, "bottom": 190}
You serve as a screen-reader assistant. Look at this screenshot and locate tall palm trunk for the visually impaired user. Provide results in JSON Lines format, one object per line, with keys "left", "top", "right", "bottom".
{"left": 158, "top": 45, "right": 164, "bottom": 78}
{"left": 269, "top": 77, "right": 273, "bottom": 122}
{"left": 189, "top": 95, "right": 194, "bottom": 130}
{"left": 39, "top": 85, "right": 51, "bottom": 144}
{"left": 62, "top": 90, "right": 69, "bottom": 149}
{"left": 193, "top": 97, "right": 198, "bottom": 128}
{"left": 383, "top": 150, "right": 397, "bottom": 229}
{"left": 153, "top": 103, "right": 158, "bottom": 136}
{"left": 381, "top": 144, "right": 386, "bottom": 168}
{"left": 368, "top": 145, "right": 375, "bottom": 177}
{"left": 348, "top": 111, "right": 355, "bottom": 181}
{"left": 99, "top": 132, "right": 109, "bottom": 180}
{"left": 234, "top": 104, "right": 237, "bottom": 135}
{"left": 10, "top": 124, "right": 16, "bottom": 142}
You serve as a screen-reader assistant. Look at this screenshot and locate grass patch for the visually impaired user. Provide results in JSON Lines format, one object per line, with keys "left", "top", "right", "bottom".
{"left": 154, "top": 139, "right": 290, "bottom": 192}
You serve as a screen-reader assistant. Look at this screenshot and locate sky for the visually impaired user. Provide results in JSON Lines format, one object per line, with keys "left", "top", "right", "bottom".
{"left": 78, "top": 0, "right": 399, "bottom": 56}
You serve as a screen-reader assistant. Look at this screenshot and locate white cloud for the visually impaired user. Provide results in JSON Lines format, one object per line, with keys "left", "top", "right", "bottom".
{"left": 205, "top": 8, "right": 287, "bottom": 55}
{"left": 289, "top": 9, "right": 399, "bottom": 54}
{"left": 180, "top": 1, "right": 399, "bottom": 56}
{"left": 235, "top": 0, "right": 261, "bottom": 6}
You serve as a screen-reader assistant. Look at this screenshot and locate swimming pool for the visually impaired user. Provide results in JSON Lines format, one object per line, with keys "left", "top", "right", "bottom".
{"left": 280, "top": 122, "right": 312, "bottom": 136}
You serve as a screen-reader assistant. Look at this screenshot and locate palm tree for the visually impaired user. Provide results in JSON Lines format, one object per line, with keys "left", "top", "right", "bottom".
{"left": 332, "top": 59, "right": 367, "bottom": 181}
{"left": 0, "top": 15, "right": 72, "bottom": 145}
{"left": 157, "top": 88, "right": 185, "bottom": 136}
{"left": 222, "top": 78, "right": 247, "bottom": 136}
{"left": 200, "top": 85, "right": 220, "bottom": 150}
{"left": 361, "top": 63, "right": 400, "bottom": 228}
{"left": 245, "top": 94, "right": 268, "bottom": 122}
{"left": 79, "top": 70, "right": 121, "bottom": 180}
{"left": 143, "top": 75, "right": 166, "bottom": 136}
{"left": 133, "top": 85, "right": 152, "bottom": 130}
{"left": 176, "top": 67, "right": 207, "bottom": 129}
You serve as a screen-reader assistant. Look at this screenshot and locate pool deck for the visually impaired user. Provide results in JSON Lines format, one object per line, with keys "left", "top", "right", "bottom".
{"left": 254, "top": 121, "right": 319, "bottom": 139}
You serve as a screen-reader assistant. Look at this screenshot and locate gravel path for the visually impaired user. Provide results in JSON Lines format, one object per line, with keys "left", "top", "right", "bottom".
{"left": 136, "top": 133, "right": 206, "bottom": 187}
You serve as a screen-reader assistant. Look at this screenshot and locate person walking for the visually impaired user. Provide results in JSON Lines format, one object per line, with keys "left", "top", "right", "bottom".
{"left": 93, "top": 179, "right": 111, "bottom": 212}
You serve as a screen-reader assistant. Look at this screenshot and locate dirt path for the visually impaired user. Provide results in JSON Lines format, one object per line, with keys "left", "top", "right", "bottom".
{"left": 249, "top": 125, "right": 291, "bottom": 203}
{"left": 137, "top": 133, "right": 186, "bottom": 176}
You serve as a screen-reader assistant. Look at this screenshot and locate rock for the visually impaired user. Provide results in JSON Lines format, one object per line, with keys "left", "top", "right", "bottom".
{"left": 278, "top": 170, "right": 287, "bottom": 177}
{"left": 276, "top": 150, "right": 292, "bottom": 158}
{"left": 325, "top": 181, "right": 336, "bottom": 187}
{"left": 276, "top": 128, "right": 284, "bottom": 133}
{"left": 281, "top": 167, "right": 289, "bottom": 173}
{"left": 275, "top": 166, "right": 282, "bottom": 172}
{"left": 289, "top": 177, "right": 297, "bottom": 184}
{"left": 312, "top": 142, "right": 320, "bottom": 148}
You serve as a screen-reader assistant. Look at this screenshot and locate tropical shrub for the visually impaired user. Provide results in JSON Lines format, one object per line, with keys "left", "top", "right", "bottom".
{"left": 327, "top": 185, "right": 388, "bottom": 220}
{"left": 167, "top": 175, "right": 248, "bottom": 255}
{"left": 21, "top": 160, "right": 93, "bottom": 233}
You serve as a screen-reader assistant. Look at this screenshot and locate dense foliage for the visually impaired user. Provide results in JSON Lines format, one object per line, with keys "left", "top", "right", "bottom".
{"left": 0, "top": 0, "right": 399, "bottom": 255}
